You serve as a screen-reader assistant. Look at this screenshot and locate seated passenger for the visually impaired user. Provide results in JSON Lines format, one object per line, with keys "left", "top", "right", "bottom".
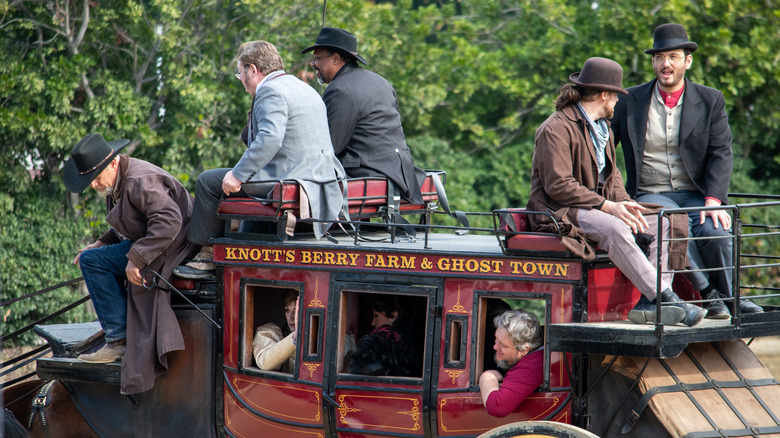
{"left": 185, "top": 40, "right": 346, "bottom": 270}
{"left": 253, "top": 290, "right": 298, "bottom": 372}
{"left": 525, "top": 57, "right": 705, "bottom": 327}
{"left": 349, "top": 295, "right": 415, "bottom": 377}
{"left": 302, "top": 27, "right": 427, "bottom": 204}
{"left": 478, "top": 309, "right": 544, "bottom": 418}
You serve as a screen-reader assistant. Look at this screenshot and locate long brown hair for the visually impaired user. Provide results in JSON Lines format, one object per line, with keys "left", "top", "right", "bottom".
{"left": 555, "top": 83, "right": 601, "bottom": 111}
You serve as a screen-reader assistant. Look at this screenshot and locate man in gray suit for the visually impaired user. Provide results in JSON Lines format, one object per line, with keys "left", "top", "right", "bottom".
{"left": 187, "top": 41, "right": 345, "bottom": 256}
{"left": 302, "top": 28, "right": 426, "bottom": 204}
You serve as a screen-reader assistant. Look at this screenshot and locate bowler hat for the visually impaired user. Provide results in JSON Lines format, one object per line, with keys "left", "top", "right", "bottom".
{"left": 645, "top": 23, "right": 698, "bottom": 54}
{"left": 569, "top": 57, "right": 628, "bottom": 95}
{"left": 63, "top": 133, "right": 129, "bottom": 193}
{"left": 301, "top": 27, "right": 367, "bottom": 65}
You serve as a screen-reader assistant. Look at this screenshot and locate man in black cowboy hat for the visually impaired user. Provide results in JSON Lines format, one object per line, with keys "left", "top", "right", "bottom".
{"left": 526, "top": 57, "right": 705, "bottom": 327}
{"left": 64, "top": 133, "right": 199, "bottom": 394}
{"left": 611, "top": 23, "right": 763, "bottom": 319}
{"left": 302, "top": 27, "right": 426, "bottom": 204}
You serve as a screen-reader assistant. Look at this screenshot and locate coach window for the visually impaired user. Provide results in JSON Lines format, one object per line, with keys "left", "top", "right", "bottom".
{"left": 338, "top": 291, "right": 426, "bottom": 378}
{"left": 475, "top": 296, "right": 548, "bottom": 387}
{"left": 241, "top": 283, "right": 302, "bottom": 375}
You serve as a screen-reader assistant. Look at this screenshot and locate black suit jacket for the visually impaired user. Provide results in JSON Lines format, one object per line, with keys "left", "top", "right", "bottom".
{"left": 611, "top": 78, "right": 733, "bottom": 203}
{"left": 323, "top": 63, "right": 425, "bottom": 203}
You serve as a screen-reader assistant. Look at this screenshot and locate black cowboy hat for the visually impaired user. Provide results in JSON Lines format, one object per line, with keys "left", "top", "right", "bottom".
{"left": 569, "top": 57, "right": 628, "bottom": 95}
{"left": 645, "top": 23, "right": 698, "bottom": 55}
{"left": 301, "top": 27, "right": 367, "bottom": 65}
{"left": 63, "top": 133, "right": 129, "bottom": 193}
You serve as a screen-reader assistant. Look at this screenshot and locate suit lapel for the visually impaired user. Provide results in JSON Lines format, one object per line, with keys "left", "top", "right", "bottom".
{"left": 679, "top": 79, "right": 702, "bottom": 145}
{"left": 627, "top": 81, "right": 654, "bottom": 175}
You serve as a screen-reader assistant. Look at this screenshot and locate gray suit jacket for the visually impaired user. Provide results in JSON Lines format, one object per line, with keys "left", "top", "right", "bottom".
{"left": 323, "top": 63, "right": 425, "bottom": 203}
{"left": 232, "top": 71, "right": 346, "bottom": 238}
{"left": 611, "top": 78, "right": 733, "bottom": 203}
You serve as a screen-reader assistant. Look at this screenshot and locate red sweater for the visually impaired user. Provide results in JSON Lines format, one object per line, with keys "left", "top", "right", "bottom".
{"left": 484, "top": 348, "right": 544, "bottom": 417}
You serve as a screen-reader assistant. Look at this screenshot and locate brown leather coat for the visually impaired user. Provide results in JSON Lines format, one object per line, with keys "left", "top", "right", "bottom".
{"left": 526, "top": 105, "right": 687, "bottom": 267}
{"left": 98, "top": 155, "right": 199, "bottom": 394}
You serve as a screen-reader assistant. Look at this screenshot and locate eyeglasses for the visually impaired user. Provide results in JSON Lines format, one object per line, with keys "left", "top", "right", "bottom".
{"left": 234, "top": 65, "right": 250, "bottom": 80}
{"left": 653, "top": 53, "right": 685, "bottom": 64}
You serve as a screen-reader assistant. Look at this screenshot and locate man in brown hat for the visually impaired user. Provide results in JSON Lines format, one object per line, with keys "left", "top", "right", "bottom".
{"left": 64, "top": 133, "right": 199, "bottom": 394}
{"left": 301, "top": 27, "right": 426, "bottom": 204}
{"left": 526, "top": 57, "right": 706, "bottom": 327}
{"left": 611, "top": 23, "right": 763, "bottom": 318}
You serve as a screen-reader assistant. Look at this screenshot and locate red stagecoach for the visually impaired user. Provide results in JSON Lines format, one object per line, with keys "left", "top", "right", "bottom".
{"left": 4, "top": 176, "right": 780, "bottom": 438}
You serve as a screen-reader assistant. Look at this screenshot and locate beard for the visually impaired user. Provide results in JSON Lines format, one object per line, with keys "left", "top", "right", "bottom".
{"left": 95, "top": 186, "right": 113, "bottom": 196}
{"left": 495, "top": 354, "right": 518, "bottom": 370}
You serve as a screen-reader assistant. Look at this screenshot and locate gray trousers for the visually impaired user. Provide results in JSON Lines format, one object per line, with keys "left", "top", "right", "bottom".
{"left": 187, "top": 168, "right": 275, "bottom": 246}
{"left": 577, "top": 208, "right": 672, "bottom": 300}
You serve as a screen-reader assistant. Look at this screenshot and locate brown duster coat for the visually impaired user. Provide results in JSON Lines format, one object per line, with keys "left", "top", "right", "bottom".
{"left": 97, "top": 155, "right": 200, "bottom": 394}
{"left": 526, "top": 105, "right": 687, "bottom": 267}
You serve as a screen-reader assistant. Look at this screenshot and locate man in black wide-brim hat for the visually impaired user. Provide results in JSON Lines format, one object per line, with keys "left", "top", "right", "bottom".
{"left": 611, "top": 23, "right": 764, "bottom": 319}
{"left": 64, "top": 133, "right": 199, "bottom": 394}
{"left": 301, "top": 27, "right": 426, "bottom": 204}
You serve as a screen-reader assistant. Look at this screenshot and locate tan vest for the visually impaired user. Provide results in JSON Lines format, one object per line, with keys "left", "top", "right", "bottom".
{"left": 638, "top": 87, "right": 697, "bottom": 194}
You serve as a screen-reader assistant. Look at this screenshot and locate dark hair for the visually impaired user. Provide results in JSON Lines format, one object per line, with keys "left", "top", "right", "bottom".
{"left": 370, "top": 295, "right": 400, "bottom": 320}
{"left": 554, "top": 83, "right": 602, "bottom": 111}
{"left": 280, "top": 290, "right": 298, "bottom": 337}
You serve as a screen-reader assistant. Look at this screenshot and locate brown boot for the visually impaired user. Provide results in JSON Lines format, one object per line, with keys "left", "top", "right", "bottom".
{"left": 78, "top": 340, "right": 126, "bottom": 364}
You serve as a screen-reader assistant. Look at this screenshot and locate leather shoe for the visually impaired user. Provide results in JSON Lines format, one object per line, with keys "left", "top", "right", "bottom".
{"left": 739, "top": 298, "right": 764, "bottom": 314}
{"left": 660, "top": 289, "right": 707, "bottom": 327}
{"left": 78, "top": 341, "right": 126, "bottom": 364}
{"left": 704, "top": 290, "right": 731, "bottom": 319}
{"left": 628, "top": 295, "right": 685, "bottom": 325}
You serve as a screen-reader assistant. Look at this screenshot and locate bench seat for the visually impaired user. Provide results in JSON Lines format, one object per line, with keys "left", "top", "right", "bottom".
{"left": 217, "top": 172, "right": 445, "bottom": 239}
{"left": 495, "top": 208, "right": 573, "bottom": 254}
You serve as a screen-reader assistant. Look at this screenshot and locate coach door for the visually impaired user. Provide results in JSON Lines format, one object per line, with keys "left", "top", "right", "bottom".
{"left": 324, "top": 274, "right": 439, "bottom": 437}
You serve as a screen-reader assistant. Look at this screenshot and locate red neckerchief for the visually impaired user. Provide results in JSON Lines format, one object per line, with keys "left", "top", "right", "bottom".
{"left": 658, "top": 83, "right": 685, "bottom": 108}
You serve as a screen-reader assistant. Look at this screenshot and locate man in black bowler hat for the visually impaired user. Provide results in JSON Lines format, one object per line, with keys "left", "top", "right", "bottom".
{"left": 302, "top": 27, "right": 426, "bottom": 204}
{"left": 526, "top": 57, "right": 706, "bottom": 327}
{"left": 64, "top": 133, "right": 199, "bottom": 394}
{"left": 611, "top": 23, "right": 763, "bottom": 319}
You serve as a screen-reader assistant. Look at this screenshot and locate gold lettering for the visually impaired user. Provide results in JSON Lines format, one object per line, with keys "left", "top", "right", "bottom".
{"left": 400, "top": 256, "right": 415, "bottom": 270}
{"left": 509, "top": 261, "right": 522, "bottom": 274}
{"left": 249, "top": 248, "right": 261, "bottom": 261}
{"left": 522, "top": 262, "right": 537, "bottom": 275}
{"left": 491, "top": 261, "right": 504, "bottom": 273}
{"left": 225, "top": 247, "right": 238, "bottom": 260}
{"left": 238, "top": 248, "right": 250, "bottom": 261}
{"left": 348, "top": 253, "right": 359, "bottom": 266}
{"left": 451, "top": 258, "right": 464, "bottom": 272}
{"left": 465, "top": 259, "right": 479, "bottom": 272}
{"left": 555, "top": 264, "right": 568, "bottom": 277}
{"left": 387, "top": 255, "right": 399, "bottom": 269}
{"left": 286, "top": 250, "right": 295, "bottom": 263}
{"left": 536, "top": 263, "right": 554, "bottom": 276}
{"left": 336, "top": 253, "right": 347, "bottom": 266}
{"left": 365, "top": 254, "right": 376, "bottom": 267}
{"left": 313, "top": 252, "right": 322, "bottom": 264}
{"left": 301, "top": 251, "right": 312, "bottom": 264}
{"left": 438, "top": 258, "right": 450, "bottom": 271}
{"left": 374, "top": 255, "right": 386, "bottom": 268}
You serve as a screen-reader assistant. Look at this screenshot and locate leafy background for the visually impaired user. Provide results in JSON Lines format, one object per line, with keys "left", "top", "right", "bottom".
{"left": 2, "top": 0, "right": 779, "bottom": 344}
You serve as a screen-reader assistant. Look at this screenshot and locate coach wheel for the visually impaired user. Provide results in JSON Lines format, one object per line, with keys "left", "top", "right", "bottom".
{"left": 478, "top": 421, "right": 600, "bottom": 438}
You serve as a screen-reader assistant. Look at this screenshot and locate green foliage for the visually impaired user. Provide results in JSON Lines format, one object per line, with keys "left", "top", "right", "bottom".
{"left": 0, "top": 184, "right": 95, "bottom": 346}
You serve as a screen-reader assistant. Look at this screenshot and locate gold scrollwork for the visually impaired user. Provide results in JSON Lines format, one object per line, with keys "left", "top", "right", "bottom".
{"left": 446, "top": 370, "right": 463, "bottom": 384}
